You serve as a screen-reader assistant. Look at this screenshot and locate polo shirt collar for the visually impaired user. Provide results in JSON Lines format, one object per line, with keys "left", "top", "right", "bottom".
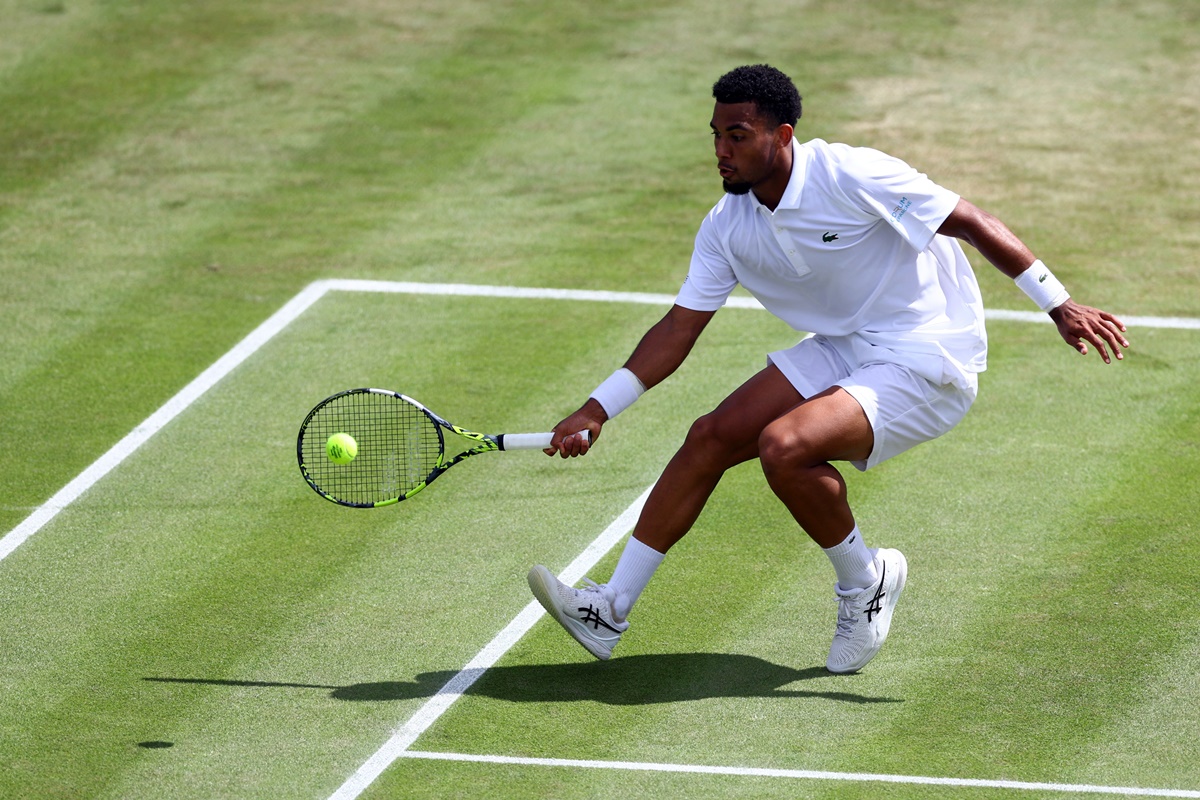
{"left": 777, "top": 138, "right": 807, "bottom": 210}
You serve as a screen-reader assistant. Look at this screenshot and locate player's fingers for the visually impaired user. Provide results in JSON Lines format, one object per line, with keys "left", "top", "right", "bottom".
{"left": 1063, "top": 321, "right": 1090, "bottom": 356}
{"left": 1100, "top": 310, "right": 1129, "bottom": 334}
{"left": 1100, "top": 316, "right": 1131, "bottom": 350}
{"left": 1095, "top": 323, "right": 1126, "bottom": 361}
{"left": 557, "top": 431, "right": 584, "bottom": 459}
{"left": 1079, "top": 326, "right": 1112, "bottom": 363}
{"left": 1084, "top": 314, "right": 1130, "bottom": 363}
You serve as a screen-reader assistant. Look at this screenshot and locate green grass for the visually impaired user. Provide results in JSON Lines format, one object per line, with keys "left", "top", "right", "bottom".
{"left": 1, "top": 0, "right": 1198, "bottom": 797}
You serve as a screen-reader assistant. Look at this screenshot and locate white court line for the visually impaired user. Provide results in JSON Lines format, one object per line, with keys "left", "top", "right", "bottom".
{"left": 398, "top": 751, "right": 1200, "bottom": 799}
{"left": 322, "top": 279, "right": 1200, "bottom": 329}
{"left": 985, "top": 307, "right": 1200, "bottom": 330}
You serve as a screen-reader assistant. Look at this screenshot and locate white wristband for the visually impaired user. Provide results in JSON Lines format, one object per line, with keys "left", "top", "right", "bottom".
{"left": 1014, "top": 260, "right": 1070, "bottom": 312}
{"left": 589, "top": 368, "right": 645, "bottom": 419}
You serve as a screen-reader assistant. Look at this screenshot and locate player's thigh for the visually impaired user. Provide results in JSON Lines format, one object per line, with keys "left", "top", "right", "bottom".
{"left": 688, "top": 364, "right": 804, "bottom": 460}
{"left": 759, "top": 386, "right": 874, "bottom": 467}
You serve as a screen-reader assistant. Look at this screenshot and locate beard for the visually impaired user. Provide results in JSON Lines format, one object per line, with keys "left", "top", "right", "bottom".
{"left": 722, "top": 179, "right": 753, "bottom": 195}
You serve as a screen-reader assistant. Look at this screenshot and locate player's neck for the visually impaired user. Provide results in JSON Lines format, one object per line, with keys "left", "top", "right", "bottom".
{"left": 752, "top": 143, "right": 793, "bottom": 212}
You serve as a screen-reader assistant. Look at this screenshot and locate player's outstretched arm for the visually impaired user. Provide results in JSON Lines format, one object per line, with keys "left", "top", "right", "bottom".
{"left": 546, "top": 305, "right": 716, "bottom": 458}
{"left": 937, "top": 198, "right": 1130, "bottom": 363}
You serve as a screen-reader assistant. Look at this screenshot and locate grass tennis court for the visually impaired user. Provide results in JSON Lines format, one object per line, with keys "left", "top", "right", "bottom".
{"left": 2, "top": 0, "right": 1198, "bottom": 797}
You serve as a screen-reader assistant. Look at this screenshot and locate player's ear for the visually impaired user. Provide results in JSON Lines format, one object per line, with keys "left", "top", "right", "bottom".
{"left": 775, "top": 123, "right": 794, "bottom": 148}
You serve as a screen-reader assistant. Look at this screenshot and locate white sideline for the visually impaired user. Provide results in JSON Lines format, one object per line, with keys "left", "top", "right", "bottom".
{"left": 398, "top": 752, "right": 1200, "bottom": 798}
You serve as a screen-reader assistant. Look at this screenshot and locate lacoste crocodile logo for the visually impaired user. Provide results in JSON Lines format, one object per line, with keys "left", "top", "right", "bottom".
{"left": 822, "top": 232, "right": 839, "bottom": 243}
{"left": 1038, "top": 273, "right": 1048, "bottom": 283}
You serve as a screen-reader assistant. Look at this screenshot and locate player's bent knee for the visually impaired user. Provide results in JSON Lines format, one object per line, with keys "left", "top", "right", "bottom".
{"left": 757, "top": 423, "right": 820, "bottom": 475}
{"left": 683, "top": 413, "right": 728, "bottom": 455}
{"left": 683, "top": 411, "right": 752, "bottom": 467}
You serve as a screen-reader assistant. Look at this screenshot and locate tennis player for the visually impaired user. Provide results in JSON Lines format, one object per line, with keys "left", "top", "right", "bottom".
{"left": 529, "top": 64, "right": 1128, "bottom": 673}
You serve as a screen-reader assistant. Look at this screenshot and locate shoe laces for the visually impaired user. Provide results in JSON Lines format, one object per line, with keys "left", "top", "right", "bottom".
{"left": 833, "top": 587, "right": 874, "bottom": 638}
{"left": 833, "top": 594, "right": 859, "bottom": 638}
{"left": 581, "top": 577, "right": 615, "bottom": 604}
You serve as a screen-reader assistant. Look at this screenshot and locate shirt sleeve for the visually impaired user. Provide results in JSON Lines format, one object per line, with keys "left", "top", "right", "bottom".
{"left": 833, "top": 146, "right": 960, "bottom": 253}
{"left": 674, "top": 206, "right": 739, "bottom": 311}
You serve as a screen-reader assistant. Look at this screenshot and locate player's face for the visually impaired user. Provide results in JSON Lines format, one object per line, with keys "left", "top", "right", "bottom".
{"left": 710, "top": 102, "right": 790, "bottom": 196}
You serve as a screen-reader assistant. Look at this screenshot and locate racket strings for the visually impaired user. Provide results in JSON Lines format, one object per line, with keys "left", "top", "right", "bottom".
{"left": 301, "top": 391, "right": 442, "bottom": 505}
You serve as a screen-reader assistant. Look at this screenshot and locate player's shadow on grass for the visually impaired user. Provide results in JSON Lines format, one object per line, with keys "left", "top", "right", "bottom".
{"left": 145, "top": 653, "right": 900, "bottom": 706}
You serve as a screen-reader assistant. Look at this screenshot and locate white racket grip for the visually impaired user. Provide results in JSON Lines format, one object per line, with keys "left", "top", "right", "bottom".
{"left": 499, "top": 430, "right": 590, "bottom": 451}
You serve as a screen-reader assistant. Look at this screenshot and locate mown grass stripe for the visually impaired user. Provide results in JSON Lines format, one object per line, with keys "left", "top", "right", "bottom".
{"left": 0, "top": 1, "right": 277, "bottom": 211}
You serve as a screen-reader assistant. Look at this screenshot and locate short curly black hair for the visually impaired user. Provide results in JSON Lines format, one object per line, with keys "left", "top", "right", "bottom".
{"left": 712, "top": 64, "right": 802, "bottom": 128}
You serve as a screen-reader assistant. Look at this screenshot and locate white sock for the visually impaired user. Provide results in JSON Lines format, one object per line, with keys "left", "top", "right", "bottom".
{"left": 823, "top": 526, "right": 878, "bottom": 590}
{"left": 607, "top": 536, "right": 664, "bottom": 621}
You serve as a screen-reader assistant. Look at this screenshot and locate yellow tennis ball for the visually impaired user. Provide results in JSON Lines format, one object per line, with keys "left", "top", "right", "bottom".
{"left": 326, "top": 432, "right": 357, "bottom": 465}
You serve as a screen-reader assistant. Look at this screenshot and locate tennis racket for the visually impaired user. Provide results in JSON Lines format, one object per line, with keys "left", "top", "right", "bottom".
{"left": 297, "top": 388, "right": 586, "bottom": 508}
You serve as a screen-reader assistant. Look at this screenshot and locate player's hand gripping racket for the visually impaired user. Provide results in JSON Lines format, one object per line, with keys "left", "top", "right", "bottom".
{"left": 297, "top": 388, "right": 587, "bottom": 508}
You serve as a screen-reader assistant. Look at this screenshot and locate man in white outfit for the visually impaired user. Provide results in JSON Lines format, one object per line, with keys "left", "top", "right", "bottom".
{"left": 529, "top": 64, "right": 1128, "bottom": 673}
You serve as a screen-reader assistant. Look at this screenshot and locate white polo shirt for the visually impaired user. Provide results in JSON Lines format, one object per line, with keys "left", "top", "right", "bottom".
{"left": 676, "top": 137, "right": 987, "bottom": 388}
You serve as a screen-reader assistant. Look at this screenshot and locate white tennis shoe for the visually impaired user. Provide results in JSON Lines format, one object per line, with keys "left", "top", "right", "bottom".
{"left": 528, "top": 565, "right": 628, "bottom": 660}
{"left": 826, "top": 548, "right": 908, "bottom": 674}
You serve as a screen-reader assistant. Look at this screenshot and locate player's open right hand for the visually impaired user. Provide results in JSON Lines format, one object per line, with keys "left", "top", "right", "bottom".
{"left": 1049, "top": 299, "right": 1130, "bottom": 364}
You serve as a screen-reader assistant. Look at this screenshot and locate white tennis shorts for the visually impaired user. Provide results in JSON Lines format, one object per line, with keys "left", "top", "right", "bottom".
{"left": 768, "top": 334, "right": 977, "bottom": 472}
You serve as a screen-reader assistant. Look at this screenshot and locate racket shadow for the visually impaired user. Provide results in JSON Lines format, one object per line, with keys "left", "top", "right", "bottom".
{"left": 146, "top": 654, "right": 902, "bottom": 706}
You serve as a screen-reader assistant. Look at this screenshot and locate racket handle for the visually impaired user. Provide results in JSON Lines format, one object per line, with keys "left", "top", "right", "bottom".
{"left": 499, "top": 430, "right": 590, "bottom": 451}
